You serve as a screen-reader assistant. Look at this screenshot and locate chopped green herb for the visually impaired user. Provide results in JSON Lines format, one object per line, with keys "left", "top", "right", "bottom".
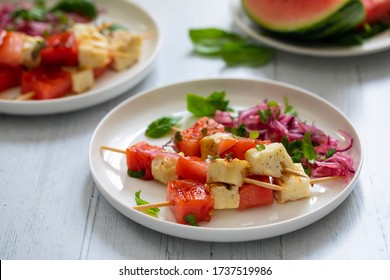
{"left": 224, "top": 152, "right": 234, "bottom": 159}
{"left": 145, "top": 116, "right": 182, "bottom": 138}
{"left": 206, "top": 154, "right": 221, "bottom": 161}
{"left": 249, "top": 130, "right": 259, "bottom": 140}
{"left": 256, "top": 143, "right": 266, "bottom": 151}
{"left": 184, "top": 214, "right": 198, "bottom": 226}
{"left": 267, "top": 100, "right": 279, "bottom": 108}
{"left": 201, "top": 127, "right": 208, "bottom": 137}
{"left": 284, "top": 96, "right": 298, "bottom": 117}
{"left": 225, "top": 123, "right": 247, "bottom": 137}
{"left": 302, "top": 132, "right": 317, "bottom": 164}
{"left": 186, "top": 91, "right": 230, "bottom": 117}
{"left": 325, "top": 148, "right": 336, "bottom": 159}
{"left": 135, "top": 191, "right": 160, "bottom": 217}
{"left": 282, "top": 137, "right": 304, "bottom": 163}
{"left": 31, "top": 40, "right": 45, "bottom": 60}
{"left": 257, "top": 101, "right": 281, "bottom": 123}
{"left": 258, "top": 109, "right": 270, "bottom": 123}
{"left": 127, "top": 169, "right": 145, "bottom": 179}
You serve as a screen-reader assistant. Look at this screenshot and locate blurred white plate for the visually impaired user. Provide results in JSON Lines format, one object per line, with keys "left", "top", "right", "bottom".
{"left": 231, "top": 0, "right": 390, "bottom": 57}
{"left": 0, "top": 0, "right": 161, "bottom": 115}
{"left": 89, "top": 78, "right": 363, "bottom": 242}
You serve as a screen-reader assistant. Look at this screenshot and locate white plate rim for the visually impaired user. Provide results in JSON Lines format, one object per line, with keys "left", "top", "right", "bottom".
{"left": 0, "top": 0, "right": 162, "bottom": 115}
{"left": 89, "top": 77, "right": 363, "bottom": 242}
{"left": 231, "top": 0, "right": 390, "bottom": 57}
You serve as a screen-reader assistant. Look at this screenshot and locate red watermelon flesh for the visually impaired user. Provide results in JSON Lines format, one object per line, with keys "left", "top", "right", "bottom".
{"left": 362, "top": 0, "right": 390, "bottom": 23}
{"left": 238, "top": 176, "right": 273, "bottom": 210}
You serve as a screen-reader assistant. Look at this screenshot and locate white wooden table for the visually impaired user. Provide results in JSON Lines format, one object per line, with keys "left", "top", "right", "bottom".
{"left": 1, "top": 0, "right": 389, "bottom": 260}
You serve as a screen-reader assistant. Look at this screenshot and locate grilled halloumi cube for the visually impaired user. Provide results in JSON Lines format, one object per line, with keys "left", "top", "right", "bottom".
{"left": 207, "top": 158, "right": 249, "bottom": 186}
{"left": 108, "top": 30, "right": 142, "bottom": 71}
{"left": 78, "top": 44, "right": 110, "bottom": 69}
{"left": 200, "top": 132, "right": 232, "bottom": 160}
{"left": 206, "top": 183, "right": 239, "bottom": 209}
{"left": 21, "top": 35, "right": 43, "bottom": 68}
{"left": 72, "top": 24, "right": 110, "bottom": 69}
{"left": 245, "top": 143, "right": 294, "bottom": 178}
{"left": 274, "top": 163, "right": 311, "bottom": 204}
{"left": 63, "top": 67, "right": 94, "bottom": 93}
{"left": 151, "top": 153, "right": 178, "bottom": 184}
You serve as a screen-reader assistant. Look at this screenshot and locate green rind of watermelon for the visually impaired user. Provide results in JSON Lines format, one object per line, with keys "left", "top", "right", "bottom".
{"left": 293, "top": 0, "right": 366, "bottom": 40}
{"left": 242, "top": 0, "right": 351, "bottom": 32}
{"left": 243, "top": 0, "right": 366, "bottom": 40}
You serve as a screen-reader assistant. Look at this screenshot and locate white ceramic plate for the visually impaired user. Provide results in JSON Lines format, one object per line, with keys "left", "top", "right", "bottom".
{"left": 0, "top": 0, "right": 161, "bottom": 115}
{"left": 231, "top": 0, "right": 390, "bottom": 57}
{"left": 89, "top": 78, "right": 363, "bottom": 242}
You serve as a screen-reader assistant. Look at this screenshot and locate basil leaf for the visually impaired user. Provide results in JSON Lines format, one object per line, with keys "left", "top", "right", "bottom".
{"left": 51, "top": 0, "right": 97, "bottom": 19}
{"left": 189, "top": 28, "right": 243, "bottom": 56}
{"left": 127, "top": 169, "right": 145, "bottom": 179}
{"left": 189, "top": 28, "right": 274, "bottom": 67}
{"left": 135, "top": 191, "right": 160, "bottom": 217}
{"left": 186, "top": 91, "right": 230, "bottom": 117}
{"left": 221, "top": 41, "right": 274, "bottom": 67}
{"left": 145, "top": 116, "right": 182, "bottom": 138}
{"left": 184, "top": 214, "right": 198, "bottom": 226}
{"left": 302, "top": 132, "right": 317, "bottom": 164}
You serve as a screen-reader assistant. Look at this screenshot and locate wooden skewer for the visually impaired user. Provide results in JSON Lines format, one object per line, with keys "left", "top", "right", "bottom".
{"left": 100, "top": 145, "right": 126, "bottom": 154}
{"left": 16, "top": 91, "right": 35, "bottom": 100}
{"left": 142, "top": 30, "right": 155, "bottom": 40}
{"left": 133, "top": 201, "right": 171, "bottom": 211}
{"left": 100, "top": 145, "right": 289, "bottom": 191}
{"left": 109, "top": 50, "right": 132, "bottom": 58}
{"left": 133, "top": 176, "right": 344, "bottom": 213}
{"left": 284, "top": 168, "right": 307, "bottom": 177}
{"left": 97, "top": 22, "right": 155, "bottom": 40}
{"left": 282, "top": 168, "right": 344, "bottom": 185}
{"left": 100, "top": 145, "right": 343, "bottom": 188}
{"left": 97, "top": 22, "right": 115, "bottom": 31}
{"left": 243, "top": 178, "right": 288, "bottom": 191}
{"left": 310, "top": 176, "right": 343, "bottom": 184}
{"left": 92, "top": 47, "right": 132, "bottom": 58}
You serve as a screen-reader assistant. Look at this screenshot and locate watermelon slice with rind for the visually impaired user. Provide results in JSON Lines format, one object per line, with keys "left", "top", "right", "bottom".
{"left": 242, "top": 0, "right": 365, "bottom": 39}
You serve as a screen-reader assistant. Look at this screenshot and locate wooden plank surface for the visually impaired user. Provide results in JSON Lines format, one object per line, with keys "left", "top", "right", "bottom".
{"left": 0, "top": 0, "right": 389, "bottom": 260}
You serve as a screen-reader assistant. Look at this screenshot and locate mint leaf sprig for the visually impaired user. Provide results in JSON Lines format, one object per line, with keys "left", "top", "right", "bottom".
{"left": 135, "top": 191, "right": 160, "bottom": 217}
{"left": 189, "top": 28, "right": 274, "bottom": 67}
{"left": 187, "top": 91, "right": 231, "bottom": 117}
